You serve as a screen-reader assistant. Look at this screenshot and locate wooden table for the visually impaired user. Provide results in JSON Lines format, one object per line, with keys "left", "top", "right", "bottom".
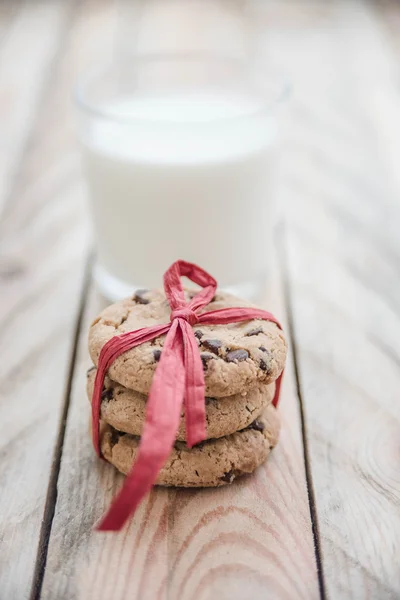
{"left": 1, "top": 1, "right": 400, "bottom": 598}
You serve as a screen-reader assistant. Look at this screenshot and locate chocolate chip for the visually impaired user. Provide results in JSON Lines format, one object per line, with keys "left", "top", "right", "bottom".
{"left": 248, "top": 419, "right": 265, "bottom": 432}
{"left": 202, "top": 339, "right": 222, "bottom": 355}
{"left": 101, "top": 387, "right": 113, "bottom": 402}
{"left": 260, "top": 357, "right": 272, "bottom": 375}
{"left": 201, "top": 353, "right": 216, "bottom": 370}
{"left": 205, "top": 397, "right": 216, "bottom": 405}
{"left": 194, "top": 330, "right": 203, "bottom": 340}
{"left": 259, "top": 346, "right": 268, "bottom": 353}
{"left": 153, "top": 349, "right": 162, "bottom": 362}
{"left": 133, "top": 289, "right": 150, "bottom": 304}
{"left": 110, "top": 428, "right": 126, "bottom": 446}
{"left": 246, "top": 326, "right": 263, "bottom": 337}
{"left": 86, "top": 366, "right": 96, "bottom": 377}
{"left": 220, "top": 470, "right": 236, "bottom": 483}
{"left": 226, "top": 349, "right": 249, "bottom": 363}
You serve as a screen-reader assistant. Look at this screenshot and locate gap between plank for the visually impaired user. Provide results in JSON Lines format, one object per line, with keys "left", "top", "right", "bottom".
{"left": 29, "top": 253, "right": 93, "bottom": 600}
{"left": 277, "top": 226, "right": 327, "bottom": 600}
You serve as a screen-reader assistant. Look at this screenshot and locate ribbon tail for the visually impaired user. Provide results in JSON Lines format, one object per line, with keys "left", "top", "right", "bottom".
{"left": 96, "top": 320, "right": 185, "bottom": 531}
{"left": 180, "top": 321, "right": 206, "bottom": 448}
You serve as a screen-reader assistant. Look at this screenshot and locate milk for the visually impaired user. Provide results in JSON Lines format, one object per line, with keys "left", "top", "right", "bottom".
{"left": 80, "top": 92, "right": 278, "bottom": 299}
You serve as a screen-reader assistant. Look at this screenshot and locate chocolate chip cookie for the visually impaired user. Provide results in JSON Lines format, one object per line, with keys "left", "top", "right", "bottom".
{"left": 100, "top": 404, "right": 280, "bottom": 487}
{"left": 88, "top": 289, "right": 287, "bottom": 397}
{"left": 87, "top": 368, "right": 275, "bottom": 441}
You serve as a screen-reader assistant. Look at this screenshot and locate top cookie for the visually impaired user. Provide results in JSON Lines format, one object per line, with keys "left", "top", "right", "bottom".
{"left": 88, "top": 288, "right": 287, "bottom": 398}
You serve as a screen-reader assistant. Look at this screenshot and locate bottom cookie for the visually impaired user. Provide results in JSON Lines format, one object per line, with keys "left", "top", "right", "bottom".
{"left": 100, "top": 404, "right": 280, "bottom": 487}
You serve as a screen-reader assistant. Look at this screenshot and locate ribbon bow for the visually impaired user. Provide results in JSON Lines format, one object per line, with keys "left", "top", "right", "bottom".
{"left": 92, "top": 260, "right": 283, "bottom": 531}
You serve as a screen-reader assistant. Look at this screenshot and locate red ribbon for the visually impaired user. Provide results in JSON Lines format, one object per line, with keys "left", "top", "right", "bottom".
{"left": 92, "top": 260, "right": 283, "bottom": 531}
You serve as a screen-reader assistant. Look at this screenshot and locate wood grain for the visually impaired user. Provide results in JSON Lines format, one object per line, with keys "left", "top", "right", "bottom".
{"left": 0, "top": 1, "right": 116, "bottom": 598}
{"left": 0, "top": 0, "right": 21, "bottom": 46}
{"left": 40, "top": 250, "right": 319, "bottom": 600}
{"left": 373, "top": 0, "right": 400, "bottom": 59}
{"left": 266, "top": 0, "right": 400, "bottom": 597}
{"left": 2, "top": 0, "right": 400, "bottom": 597}
{"left": 0, "top": 0, "right": 73, "bottom": 216}
{"left": 115, "top": 0, "right": 250, "bottom": 58}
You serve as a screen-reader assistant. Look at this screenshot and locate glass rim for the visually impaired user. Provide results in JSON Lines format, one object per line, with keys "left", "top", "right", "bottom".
{"left": 74, "top": 53, "right": 291, "bottom": 125}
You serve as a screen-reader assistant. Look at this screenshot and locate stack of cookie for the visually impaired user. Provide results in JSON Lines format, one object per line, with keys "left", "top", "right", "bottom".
{"left": 87, "top": 289, "right": 287, "bottom": 487}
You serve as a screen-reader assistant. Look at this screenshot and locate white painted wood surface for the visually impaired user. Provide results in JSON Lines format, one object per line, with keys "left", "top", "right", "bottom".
{"left": 40, "top": 256, "right": 319, "bottom": 600}
{"left": 268, "top": 1, "right": 400, "bottom": 597}
{"left": 0, "top": 1, "right": 115, "bottom": 598}
{"left": 0, "top": 1, "right": 399, "bottom": 599}
{"left": 0, "top": 0, "right": 72, "bottom": 216}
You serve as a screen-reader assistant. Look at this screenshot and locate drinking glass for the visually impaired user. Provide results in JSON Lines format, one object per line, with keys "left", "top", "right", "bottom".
{"left": 75, "top": 55, "right": 289, "bottom": 301}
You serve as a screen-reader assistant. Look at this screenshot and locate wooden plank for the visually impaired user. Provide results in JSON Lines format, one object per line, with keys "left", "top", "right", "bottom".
{"left": 0, "top": 0, "right": 21, "bottom": 46}
{"left": 115, "top": 0, "right": 252, "bottom": 58}
{"left": 41, "top": 247, "right": 319, "bottom": 600}
{"left": 0, "top": 1, "right": 117, "bottom": 599}
{"left": 41, "top": 2, "right": 319, "bottom": 597}
{"left": 0, "top": 0, "right": 73, "bottom": 217}
{"left": 266, "top": 0, "right": 400, "bottom": 597}
{"left": 372, "top": 0, "right": 400, "bottom": 59}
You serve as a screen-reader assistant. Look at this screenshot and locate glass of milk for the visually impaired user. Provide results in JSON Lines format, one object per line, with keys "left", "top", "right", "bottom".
{"left": 75, "top": 55, "right": 289, "bottom": 301}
